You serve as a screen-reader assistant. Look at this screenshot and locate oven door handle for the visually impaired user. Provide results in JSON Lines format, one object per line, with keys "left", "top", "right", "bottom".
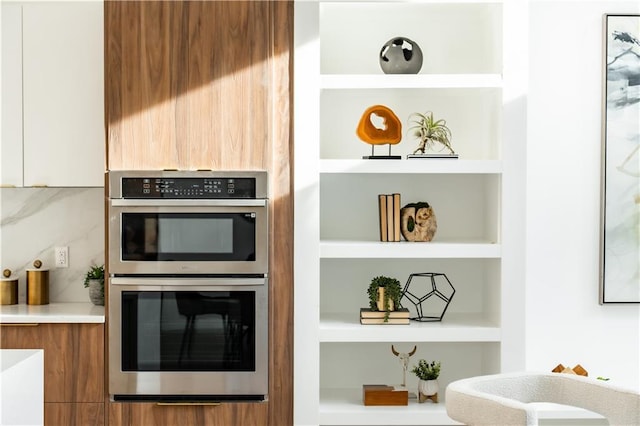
{"left": 109, "top": 199, "right": 266, "bottom": 207}
{"left": 110, "top": 277, "right": 267, "bottom": 286}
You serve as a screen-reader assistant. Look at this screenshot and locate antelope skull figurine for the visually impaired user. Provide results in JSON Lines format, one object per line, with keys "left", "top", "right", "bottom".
{"left": 391, "top": 344, "right": 417, "bottom": 387}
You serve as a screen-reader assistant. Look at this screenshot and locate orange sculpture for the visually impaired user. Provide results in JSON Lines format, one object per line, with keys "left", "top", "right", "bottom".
{"left": 356, "top": 105, "right": 402, "bottom": 145}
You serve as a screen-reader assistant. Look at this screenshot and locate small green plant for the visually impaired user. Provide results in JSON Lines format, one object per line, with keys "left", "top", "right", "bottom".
{"left": 83, "top": 264, "right": 105, "bottom": 290}
{"left": 367, "top": 275, "right": 403, "bottom": 322}
{"left": 411, "top": 359, "right": 441, "bottom": 381}
{"left": 409, "top": 111, "right": 455, "bottom": 155}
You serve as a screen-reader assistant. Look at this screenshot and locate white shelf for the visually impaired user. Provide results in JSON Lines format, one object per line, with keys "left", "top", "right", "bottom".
{"left": 320, "top": 159, "right": 502, "bottom": 174}
{"left": 319, "top": 313, "right": 500, "bottom": 342}
{"left": 320, "top": 240, "right": 501, "bottom": 259}
{"left": 319, "top": 388, "right": 457, "bottom": 425}
{"left": 318, "top": 390, "right": 605, "bottom": 426}
{"left": 321, "top": 73, "right": 502, "bottom": 90}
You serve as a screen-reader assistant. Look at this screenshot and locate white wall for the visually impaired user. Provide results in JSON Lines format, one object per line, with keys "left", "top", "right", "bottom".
{"left": 528, "top": 1, "right": 640, "bottom": 389}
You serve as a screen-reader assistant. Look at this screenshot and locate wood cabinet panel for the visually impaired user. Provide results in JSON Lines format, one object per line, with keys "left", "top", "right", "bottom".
{"left": 0, "top": 323, "right": 41, "bottom": 347}
{"left": 42, "top": 323, "right": 105, "bottom": 403}
{"left": 108, "top": 402, "right": 268, "bottom": 426}
{"left": 106, "top": 0, "right": 280, "bottom": 171}
{"left": 45, "top": 402, "right": 104, "bottom": 426}
{"left": 105, "top": 1, "right": 181, "bottom": 170}
{"left": 267, "top": 3, "right": 294, "bottom": 425}
{"left": 0, "top": 323, "right": 104, "bottom": 403}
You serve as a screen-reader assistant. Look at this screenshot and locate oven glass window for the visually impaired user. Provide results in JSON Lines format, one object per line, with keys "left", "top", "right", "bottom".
{"left": 121, "top": 213, "right": 255, "bottom": 261}
{"left": 121, "top": 291, "right": 256, "bottom": 371}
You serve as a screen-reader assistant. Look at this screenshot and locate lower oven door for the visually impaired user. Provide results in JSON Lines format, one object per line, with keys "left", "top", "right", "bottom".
{"left": 109, "top": 276, "right": 268, "bottom": 401}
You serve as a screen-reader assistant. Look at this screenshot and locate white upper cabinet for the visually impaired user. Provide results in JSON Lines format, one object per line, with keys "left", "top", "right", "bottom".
{"left": 1, "top": 1, "right": 104, "bottom": 187}
{"left": 1, "top": 2, "right": 23, "bottom": 187}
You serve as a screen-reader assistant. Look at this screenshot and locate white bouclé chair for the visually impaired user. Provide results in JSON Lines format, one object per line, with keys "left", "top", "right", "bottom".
{"left": 445, "top": 372, "right": 640, "bottom": 426}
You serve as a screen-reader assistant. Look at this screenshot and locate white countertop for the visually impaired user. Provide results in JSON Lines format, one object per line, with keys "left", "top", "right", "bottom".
{"left": 0, "top": 302, "right": 105, "bottom": 323}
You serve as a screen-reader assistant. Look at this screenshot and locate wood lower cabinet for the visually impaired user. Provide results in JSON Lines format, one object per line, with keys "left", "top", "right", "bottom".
{"left": 0, "top": 323, "right": 105, "bottom": 425}
{"left": 108, "top": 402, "right": 268, "bottom": 426}
{"left": 45, "top": 403, "right": 105, "bottom": 426}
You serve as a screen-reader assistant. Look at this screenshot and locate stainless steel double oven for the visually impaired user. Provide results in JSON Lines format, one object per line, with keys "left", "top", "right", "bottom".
{"left": 107, "top": 170, "right": 268, "bottom": 402}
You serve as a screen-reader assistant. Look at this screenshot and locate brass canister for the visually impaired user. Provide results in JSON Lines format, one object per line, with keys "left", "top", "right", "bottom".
{"left": 0, "top": 269, "right": 18, "bottom": 305}
{"left": 26, "top": 260, "right": 49, "bottom": 305}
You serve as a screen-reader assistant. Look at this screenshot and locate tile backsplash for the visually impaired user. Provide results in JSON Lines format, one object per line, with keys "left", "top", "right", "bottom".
{"left": 0, "top": 187, "right": 105, "bottom": 303}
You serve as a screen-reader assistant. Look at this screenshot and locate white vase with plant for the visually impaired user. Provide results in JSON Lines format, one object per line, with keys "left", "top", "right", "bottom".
{"left": 84, "top": 264, "right": 105, "bottom": 306}
{"left": 411, "top": 359, "right": 441, "bottom": 403}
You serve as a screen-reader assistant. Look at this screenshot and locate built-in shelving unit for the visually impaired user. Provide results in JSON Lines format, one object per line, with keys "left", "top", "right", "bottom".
{"left": 294, "top": 1, "right": 527, "bottom": 424}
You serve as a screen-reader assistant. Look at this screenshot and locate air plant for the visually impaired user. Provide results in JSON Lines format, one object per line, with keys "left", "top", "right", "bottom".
{"left": 409, "top": 111, "right": 455, "bottom": 155}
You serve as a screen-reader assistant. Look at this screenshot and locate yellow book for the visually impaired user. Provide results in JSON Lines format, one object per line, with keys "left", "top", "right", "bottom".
{"left": 393, "top": 193, "right": 401, "bottom": 242}
{"left": 386, "top": 194, "right": 394, "bottom": 242}
{"left": 360, "top": 308, "right": 410, "bottom": 318}
{"left": 360, "top": 317, "right": 410, "bottom": 325}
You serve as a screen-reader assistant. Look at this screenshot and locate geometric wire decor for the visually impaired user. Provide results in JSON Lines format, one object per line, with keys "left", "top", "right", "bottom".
{"left": 400, "top": 272, "right": 456, "bottom": 322}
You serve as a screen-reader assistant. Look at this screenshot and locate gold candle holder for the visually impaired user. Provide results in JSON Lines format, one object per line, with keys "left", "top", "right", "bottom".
{"left": 0, "top": 269, "right": 18, "bottom": 305}
{"left": 27, "top": 260, "right": 49, "bottom": 305}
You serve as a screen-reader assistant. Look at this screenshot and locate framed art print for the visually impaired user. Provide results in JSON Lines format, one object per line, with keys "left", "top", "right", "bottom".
{"left": 600, "top": 14, "right": 640, "bottom": 303}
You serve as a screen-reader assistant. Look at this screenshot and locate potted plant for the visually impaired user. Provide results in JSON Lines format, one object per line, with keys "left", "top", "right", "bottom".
{"left": 411, "top": 359, "right": 441, "bottom": 403}
{"left": 367, "top": 275, "right": 402, "bottom": 322}
{"left": 84, "top": 264, "right": 105, "bottom": 306}
{"left": 408, "top": 111, "right": 455, "bottom": 155}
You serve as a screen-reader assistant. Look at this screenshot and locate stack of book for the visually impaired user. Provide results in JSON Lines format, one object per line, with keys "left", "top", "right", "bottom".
{"left": 378, "top": 193, "right": 401, "bottom": 242}
{"left": 360, "top": 308, "right": 410, "bottom": 325}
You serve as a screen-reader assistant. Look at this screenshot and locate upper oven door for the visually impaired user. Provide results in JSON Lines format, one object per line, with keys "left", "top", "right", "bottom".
{"left": 109, "top": 200, "right": 268, "bottom": 275}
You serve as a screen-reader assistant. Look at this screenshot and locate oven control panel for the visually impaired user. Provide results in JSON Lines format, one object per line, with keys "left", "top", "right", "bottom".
{"left": 121, "top": 177, "right": 256, "bottom": 198}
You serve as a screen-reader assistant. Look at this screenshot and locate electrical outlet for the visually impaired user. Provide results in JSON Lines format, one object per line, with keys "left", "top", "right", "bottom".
{"left": 55, "top": 246, "right": 69, "bottom": 268}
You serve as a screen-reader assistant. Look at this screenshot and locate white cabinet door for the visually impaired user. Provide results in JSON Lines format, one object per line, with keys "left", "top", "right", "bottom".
{"left": 1, "top": 2, "right": 24, "bottom": 187}
{"left": 22, "top": 2, "right": 104, "bottom": 187}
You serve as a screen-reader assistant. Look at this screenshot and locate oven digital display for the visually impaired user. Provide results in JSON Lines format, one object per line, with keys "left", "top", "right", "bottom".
{"left": 121, "top": 177, "right": 256, "bottom": 199}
